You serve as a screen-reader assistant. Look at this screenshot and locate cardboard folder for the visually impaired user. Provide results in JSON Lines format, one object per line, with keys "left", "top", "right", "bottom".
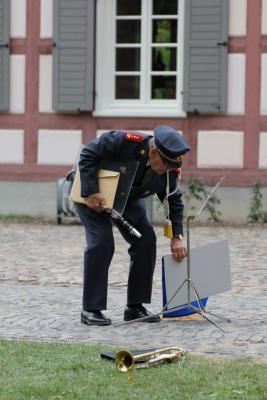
{"left": 69, "top": 168, "right": 120, "bottom": 209}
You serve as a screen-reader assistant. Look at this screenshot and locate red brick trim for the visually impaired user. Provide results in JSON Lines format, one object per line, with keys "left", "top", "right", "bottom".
{"left": 229, "top": 36, "right": 267, "bottom": 54}
{"left": 23, "top": 0, "right": 41, "bottom": 165}
{"left": 260, "top": 116, "right": 267, "bottom": 131}
{"left": 12, "top": 36, "right": 267, "bottom": 56}
{"left": 262, "top": 36, "right": 267, "bottom": 52}
{"left": 228, "top": 37, "right": 246, "bottom": 53}
{"left": 39, "top": 39, "right": 53, "bottom": 55}
{"left": 183, "top": 169, "right": 267, "bottom": 187}
{"left": 0, "top": 165, "right": 70, "bottom": 181}
{"left": 10, "top": 39, "right": 27, "bottom": 54}
{"left": 243, "top": 0, "right": 262, "bottom": 169}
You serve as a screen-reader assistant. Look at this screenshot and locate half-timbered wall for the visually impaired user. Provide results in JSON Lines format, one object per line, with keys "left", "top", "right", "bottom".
{"left": 0, "top": 0, "right": 266, "bottom": 219}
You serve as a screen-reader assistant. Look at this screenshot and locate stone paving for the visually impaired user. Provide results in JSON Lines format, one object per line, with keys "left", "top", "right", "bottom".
{"left": 0, "top": 221, "right": 266, "bottom": 361}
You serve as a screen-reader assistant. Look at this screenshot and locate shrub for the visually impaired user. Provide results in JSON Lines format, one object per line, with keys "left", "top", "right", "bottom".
{"left": 247, "top": 181, "right": 266, "bottom": 223}
{"left": 183, "top": 174, "right": 222, "bottom": 222}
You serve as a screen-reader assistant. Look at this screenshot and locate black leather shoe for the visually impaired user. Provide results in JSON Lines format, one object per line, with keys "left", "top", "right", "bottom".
{"left": 81, "top": 310, "right": 112, "bottom": 326}
{"left": 124, "top": 305, "right": 160, "bottom": 323}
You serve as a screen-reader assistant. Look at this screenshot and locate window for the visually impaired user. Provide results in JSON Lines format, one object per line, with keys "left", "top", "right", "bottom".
{"left": 94, "top": 0, "right": 185, "bottom": 117}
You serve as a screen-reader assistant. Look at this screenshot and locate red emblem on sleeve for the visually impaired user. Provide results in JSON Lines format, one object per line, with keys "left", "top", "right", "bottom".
{"left": 125, "top": 132, "right": 144, "bottom": 142}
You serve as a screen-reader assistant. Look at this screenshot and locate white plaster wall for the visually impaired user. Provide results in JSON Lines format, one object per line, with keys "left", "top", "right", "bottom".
{"left": 0, "top": 182, "right": 57, "bottom": 218}
{"left": 10, "top": 55, "right": 26, "bottom": 114}
{"left": 0, "top": 130, "right": 24, "bottom": 163}
{"left": 227, "top": 54, "right": 245, "bottom": 115}
{"left": 39, "top": 55, "right": 54, "bottom": 113}
{"left": 197, "top": 131, "right": 244, "bottom": 168}
{"left": 262, "top": 0, "right": 267, "bottom": 35}
{"left": 229, "top": 0, "right": 247, "bottom": 36}
{"left": 40, "top": 0, "right": 53, "bottom": 38}
{"left": 10, "top": 0, "right": 26, "bottom": 38}
{"left": 260, "top": 54, "right": 267, "bottom": 115}
{"left": 38, "top": 130, "right": 82, "bottom": 165}
{"left": 96, "top": 130, "right": 110, "bottom": 137}
{"left": 259, "top": 133, "right": 267, "bottom": 169}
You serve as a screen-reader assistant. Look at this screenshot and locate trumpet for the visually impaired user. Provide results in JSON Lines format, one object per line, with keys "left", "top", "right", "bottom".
{"left": 115, "top": 346, "right": 185, "bottom": 372}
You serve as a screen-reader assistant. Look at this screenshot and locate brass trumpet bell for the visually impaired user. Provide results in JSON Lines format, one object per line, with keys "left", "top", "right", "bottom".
{"left": 115, "top": 347, "right": 185, "bottom": 372}
{"left": 115, "top": 350, "right": 135, "bottom": 372}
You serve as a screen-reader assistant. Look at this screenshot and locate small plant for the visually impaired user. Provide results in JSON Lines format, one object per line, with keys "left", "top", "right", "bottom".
{"left": 247, "top": 181, "right": 266, "bottom": 223}
{"left": 184, "top": 174, "right": 222, "bottom": 222}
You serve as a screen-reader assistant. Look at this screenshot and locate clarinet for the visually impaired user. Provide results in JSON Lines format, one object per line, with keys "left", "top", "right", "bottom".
{"left": 105, "top": 208, "right": 142, "bottom": 238}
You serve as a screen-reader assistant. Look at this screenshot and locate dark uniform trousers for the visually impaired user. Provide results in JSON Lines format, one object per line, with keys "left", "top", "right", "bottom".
{"left": 75, "top": 199, "right": 157, "bottom": 311}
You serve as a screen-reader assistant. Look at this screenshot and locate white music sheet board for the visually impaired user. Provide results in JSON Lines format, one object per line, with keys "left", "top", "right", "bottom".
{"left": 163, "top": 240, "right": 231, "bottom": 308}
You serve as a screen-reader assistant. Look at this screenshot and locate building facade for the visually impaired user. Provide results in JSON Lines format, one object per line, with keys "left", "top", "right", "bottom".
{"left": 0, "top": 0, "right": 266, "bottom": 220}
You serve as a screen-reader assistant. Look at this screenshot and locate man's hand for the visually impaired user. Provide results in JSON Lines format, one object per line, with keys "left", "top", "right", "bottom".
{"left": 170, "top": 237, "right": 187, "bottom": 262}
{"left": 86, "top": 193, "right": 107, "bottom": 213}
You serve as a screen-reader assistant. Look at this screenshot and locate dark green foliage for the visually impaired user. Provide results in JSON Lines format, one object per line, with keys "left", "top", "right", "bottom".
{"left": 247, "top": 181, "right": 267, "bottom": 223}
{"left": 184, "top": 174, "right": 222, "bottom": 222}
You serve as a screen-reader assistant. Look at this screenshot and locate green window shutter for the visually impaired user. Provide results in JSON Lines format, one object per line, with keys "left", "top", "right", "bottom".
{"left": 0, "top": 0, "right": 10, "bottom": 111}
{"left": 52, "top": 0, "right": 95, "bottom": 112}
{"left": 183, "top": 0, "right": 229, "bottom": 113}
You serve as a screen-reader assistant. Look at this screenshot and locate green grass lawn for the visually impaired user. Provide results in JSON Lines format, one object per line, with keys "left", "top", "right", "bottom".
{"left": 0, "top": 340, "right": 266, "bottom": 400}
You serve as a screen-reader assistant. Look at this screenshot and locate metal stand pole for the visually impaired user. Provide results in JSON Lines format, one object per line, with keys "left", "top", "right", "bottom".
{"left": 114, "top": 177, "right": 230, "bottom": 330}
{"left": 163, "top": 215, "right": 230, "bottom": 330}
{"left": 179, "top": 215, "right": 228, "bottom": 331}
{"left": 114, "top": 216, "right": 229, "bottom": 331}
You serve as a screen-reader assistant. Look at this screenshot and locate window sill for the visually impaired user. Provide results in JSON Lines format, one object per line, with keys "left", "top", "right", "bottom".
{"left": 93, "top": 108, "right": 187, "bottom": 118}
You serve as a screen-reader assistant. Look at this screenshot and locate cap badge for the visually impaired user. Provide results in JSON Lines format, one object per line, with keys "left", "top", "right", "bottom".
{"left": 175, "top": 155, "right": 183, "bottom": 163}
{"left": 156, "top": 146, "right": 183, "bottom": 163}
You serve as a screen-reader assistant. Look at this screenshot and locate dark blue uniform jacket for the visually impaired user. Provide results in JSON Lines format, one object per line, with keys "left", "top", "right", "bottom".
{"left": 79, "top": 130, "right": 184, "bottom": 236}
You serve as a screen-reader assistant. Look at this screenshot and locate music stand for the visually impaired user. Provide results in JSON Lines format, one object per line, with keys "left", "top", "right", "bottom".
{"left": 114, "top": 177, "right": 230, "bottom": 331}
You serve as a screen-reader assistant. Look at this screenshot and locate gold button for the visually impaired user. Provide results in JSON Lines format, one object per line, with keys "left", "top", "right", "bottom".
{"left": 140, "top": 149, "right": 145, "bottom": 155}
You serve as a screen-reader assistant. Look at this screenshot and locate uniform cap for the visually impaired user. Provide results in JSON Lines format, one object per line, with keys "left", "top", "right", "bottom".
{"left": 154, "top": 125, "right": 190, "bottom": 168}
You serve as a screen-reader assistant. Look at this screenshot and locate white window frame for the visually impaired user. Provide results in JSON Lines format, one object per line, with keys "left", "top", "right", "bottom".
{"left": 94, "top": 0, "right": 186, "bottom": 117}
